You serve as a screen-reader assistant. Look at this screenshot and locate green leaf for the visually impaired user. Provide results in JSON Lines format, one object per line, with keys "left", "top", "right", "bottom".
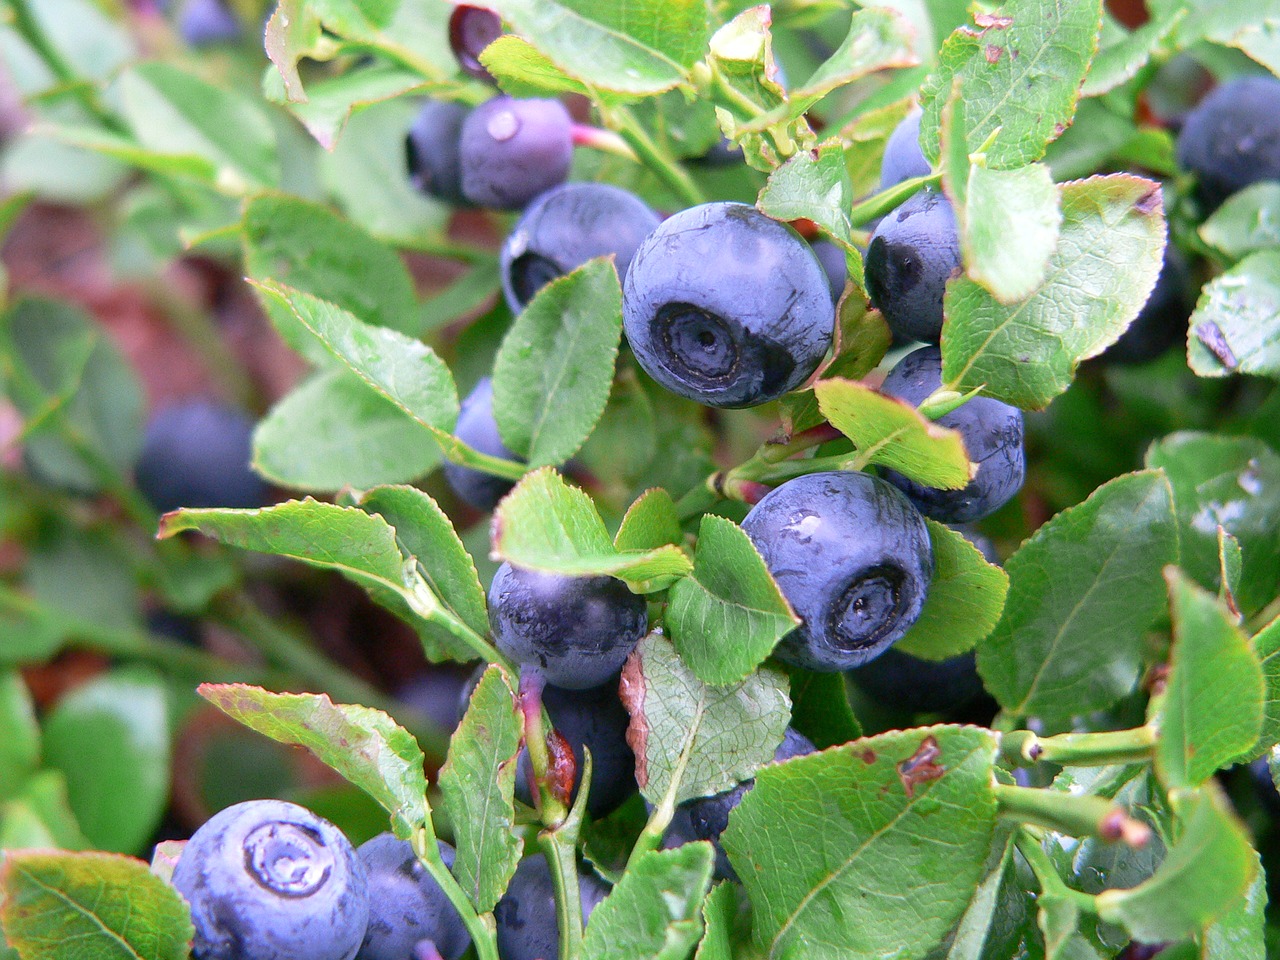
{"left": 941, "top": 829, "right": 1025, "bottom": 960}
{"left": 1186, "top": 250, "right": 1280, "bottom": 380}
{"left": 357, "top": 484, "right": 489, "bottom": 647}
{"left": 492, "top": 468, "right": 692, "bottom": 590}
{"left": 706, "top": 7, "right": 790, "bottom": 170}
{"left": 722, "top": 726, "right": 999, "bottom": 960}
{"left": 1200, "top": 853, "right": 1267, "bottom": 960}
{"left": 485, "top": 0, "right": 708, "bottom": 94}
{"left": 814, "top": 379, "right": 972, "bottom": 489}
{"left": 941, "top": 174, "right": 1167, "bottom": 410}
{"left": 959, "top": 161, "right": 1061, "bottom": 304}
{"left": 439, "top": 666, "right": 523, "bottom": 913}
{"left": 243, "top": 195, "right": 423, "bottom": 345}
{"left": 666, "top": 516, "right": 799, "bottom": 686}
{"left": 782, "top": 666, "right": 861, "bottom": 750}
{"left": 693, "top": 882, "right": 737, "bottom": 960}
{"left": 252, "top": 283, "right": 459, "bottom": 449}
{"left": 492, "top": 258, "right": 623, "bottom": 468}
{"left": 581, "top": 844, "right": 713, "bottom": 960}
{"left": 977, "top": 470, "right": 1178, "bottom": 721}
{"left": 1096, "top": 784, "right": 1256, "bottom": 943}
{"left": 1145, "top": 432, "right": 1280, "bottom": 617}
{"left": 0, "top": 674, "right": 38, "bottom": 803}
{"left": 0, "top": 298, "right": 144, "bottom": 495}
{"left": 1199, "top": 183, "right": 1280, "bottom": 262}
{"left": 253, "top": 370, "right": 439, "bottom": 491}
{"left": 619, "top": 631, "right": 790, "bottom": 805}
{"left": 41, "top": 670, "right": 169, "bottom": 856}
{"left": 118, "top": 63, "right": 279, "bottom": 191}
{"left": 779, "top": 8, "right": 917, "bottom": 121}
{"left": 159, "top": 499, "right": 408, "bottom": 596}
{"left": 756, "top": 141, "right": 854, "bottom": 247}
{"left": 1156, "top": 572, "right": 1264, "bottom": 788}
{"left": 0, "top": 850, "right": 193, "bottom": 960}
{"left": 318, "top": 99, "right": 452, "bottom": 247}
{"left": 614, "top": 489, "right": 683, "bottom": 554}
{"left": 919, "top": 0, "right": 1103, "bottom": 171}
{"left": 1251, "top": 615, "right": 1280, "bottom": 756}
{"left": 481, "top": 36, "right": 591, "bottom": 97}
{"left": 897, "top": 520, "right": 1009, "bottom": 661}
{"left": 1081, "top": 8, "right": 1185, "bottom": 98}
{"left": 282, "top": 64, "right": 433, "bottom": 150}
{"left": 200, "top": 683, "right": 430, "bottom": 838}
{"left": 0, "top": 771, "right": 88, "bottom": 852}
{"left": 25, "top": 527, "right": 140, "bottom": 637}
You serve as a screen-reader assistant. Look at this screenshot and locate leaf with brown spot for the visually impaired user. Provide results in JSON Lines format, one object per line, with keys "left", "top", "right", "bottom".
{"left": 897, "top": 734, "right": 945, "bottom": 798}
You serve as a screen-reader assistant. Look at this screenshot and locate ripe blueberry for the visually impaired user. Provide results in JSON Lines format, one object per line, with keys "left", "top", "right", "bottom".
{"left": 494, "top": 855, "right": 609, "bottom": 960}
{"left": 178, "top": 0, "right": 240, "bottom": 45}
{"left": 1177, "top": 75, "right": 1280, "bottom": 211}
{"left": 1101, "top": 246, "right": 1193, "bottom": 365}
{"left": 356, "top": 834, "right": 468, "bottom": 960}
{"left": 458, "top": 96, "right": 573, "bottom": 209}
{"left": 666, "top": 728, "right": 814, "bottom": 879}
{"left": 488, "top": 563, "right": 648, "bottom": 690}
{"left": 878, "top": 346, "right": 1025, "bottom": 522}
{"left": 879, "top": 109, "right": 930, "bottom": 189}
{"left": 500, "top": 183, "right": 661, "bottom": 313}
{"left": 171, "top": 799, "right": 368, "bottom": 960}
{"left": 406, "top": 101, "right": 471, "bottom": 206}
{"left": 448, "top": 5, "right": 503, "bottom": 83}
{"left": 810, "top": 240, "right": 848, "bottom": 304}
{"left": 849, "top": 648, "right": 988, "bottom": 717}
{"left": 864, "top": 188, "right": 961, "bottom": 344}
{"left": 442, "top": 377, "right": 522, "bottom": 511}
{"left": 135, "top": 399, "right": 268, "bottom": 514}
{"left": 513, "top": 676, "right": 637, "bottom": 818}
{"left": 623, "top": 202, "right": 834, "bottom": 408}
{"left": 741, "top": 472, "right": 933, "bottom": 671}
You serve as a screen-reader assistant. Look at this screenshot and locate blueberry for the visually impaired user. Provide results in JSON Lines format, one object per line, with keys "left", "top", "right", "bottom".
{"left": 171, "top": 799, "right": 368, "bottom": 960}
{"left": 356, "top": 834, "right": 468, "bottom": 960}
{"left": 741, "top": 472, "right": 933, "bottom": 671}
{"left": 178, "top": 0, "right": 240, "bottom": 45}
{"left": 494, "top": 855, "right": 609, "bottom": 960}
{"left": 488, "top": 564, "right": 648, "bottom": 690}
{"left": 849, "top": 648, "right": 987, "bottom": 717}
{"left": 406, "top": 101, "right": 471, "bottom": 206}
{"left": 666, "top": 729, "right": 814, "bottom": 879}
{"left": 810, "top": 240, "right": 848, "bottom": 304}
{"left": 864, "top": 189, "right": 961, "bottom": 344}
{"left": 512, "top": 676, "right": 637, "bottom": 818}
{"left": 500, "top": 183, "right": 661, "bottom": 313}
{"left": 1177, "top": 75, "right": 1280, "bottom": 211}
{"left": 442, "top": 378, "right": 522, "bottom": 511}
{"left": 458, "top": 97, "right": 573, "bottom": 210}
{"left": 448, "top": 5, "right": 503, "bottom": 83}
{"left": 623, "top": 202, "right": 835, "bottom": 408}
{"left": 135, "top": 399, "right": 268, "bottom": 515}
{"left": 878, "top": 346, "right": 1025, "bottom": 522}
{"left": 1101, "top": 246, "right": 1193, "bottom": 365}
{"left": 879, "top": 109, "right": 931, "bottom": 189}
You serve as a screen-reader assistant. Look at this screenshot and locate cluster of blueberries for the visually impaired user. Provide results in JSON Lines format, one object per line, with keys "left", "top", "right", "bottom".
{"left": 171, "top": 797, "right": 588, "bottom": 960}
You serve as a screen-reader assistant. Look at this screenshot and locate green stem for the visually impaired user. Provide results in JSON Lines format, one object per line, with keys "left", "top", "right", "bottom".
{"left": 404, "top": 577, "right": 516, "bottom": 672}
{"left": 8, "top": 0, "right": 125, "bottom": 133}
{"left": 571, "top": 123, "right": 639, "bottom": 162}
{"left": 440, "top": 437, "right": 529, "bottom": 482}
{"left": 605, "top": 105, "right": 705, "bottom": 207}
{"left": 675, "top": 478, "right": 721, "bottom": 522}
{"left": 1002, "top": 727, "right": 1157, "bottom": 768}
{"left": 849, "top": 172, "right": 941, "bottom": 227}
{"left": 1013, "top": 828, "right": 1099, "bottom": 914}
{"left": 211, "top": 594, "right": 451, "bottom": 761}
{"left": 413, "top": 828, "right": 501, "bottom": 960}
{"left": 540, "top": 825, "right": 585, "bottom": 960}
{"left": 994, "top": 784, "right": 1151, "bottom": 846}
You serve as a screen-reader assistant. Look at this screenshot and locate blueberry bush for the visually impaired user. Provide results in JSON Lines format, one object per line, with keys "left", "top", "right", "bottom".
{"left": 1, "top": 0, "right": 1280, "bottom": 958}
